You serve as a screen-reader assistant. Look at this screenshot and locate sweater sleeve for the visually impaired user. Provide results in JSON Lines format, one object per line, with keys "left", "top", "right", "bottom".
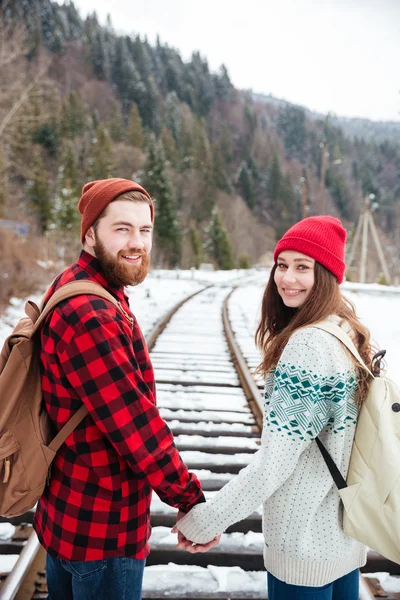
{"left": 177, "top": 335, "right": 334, "bottom": 543}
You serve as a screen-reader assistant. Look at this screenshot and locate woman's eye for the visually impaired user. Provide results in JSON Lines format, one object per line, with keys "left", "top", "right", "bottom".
{"left": 298, "top": 264, "right": 309, "bottom": 270}
{"left": 277, "top": 263, "right": 287, "bottom": 269}
{"left": 117, "top": 228, "right": 128, "bottom": 232}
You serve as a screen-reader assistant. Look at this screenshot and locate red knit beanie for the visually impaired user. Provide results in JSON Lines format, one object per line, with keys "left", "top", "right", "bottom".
{"left": 78, "top": 178, "right": 154, "bottom": 244}
{"left": 273, "top": 216, "right": 347, "bottom": 283}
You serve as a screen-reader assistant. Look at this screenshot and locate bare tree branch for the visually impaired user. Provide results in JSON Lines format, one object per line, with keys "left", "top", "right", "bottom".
{"left": 0, "top": 67, "right": 47, "bottom": 138}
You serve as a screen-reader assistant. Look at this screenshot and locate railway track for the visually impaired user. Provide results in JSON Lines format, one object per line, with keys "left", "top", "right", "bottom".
{"left": 1, "top": 280, "right": 399, "bottom": 599}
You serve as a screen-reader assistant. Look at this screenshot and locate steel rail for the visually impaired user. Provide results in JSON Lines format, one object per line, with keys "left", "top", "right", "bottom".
{"left": 222, "top": 286, "right": 263, "bottom": 429}
{"left": 0, "top": 532, "right": 40, "bottom": 600}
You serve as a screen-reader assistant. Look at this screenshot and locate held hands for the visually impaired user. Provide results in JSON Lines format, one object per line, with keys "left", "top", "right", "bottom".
{"left": 172, "top": 510, "right": 221, "bottom": 553}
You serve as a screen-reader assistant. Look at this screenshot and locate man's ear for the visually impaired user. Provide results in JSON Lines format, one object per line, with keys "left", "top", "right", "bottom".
{"left": 85, "top": 226, "right": 96, "bottom": 248}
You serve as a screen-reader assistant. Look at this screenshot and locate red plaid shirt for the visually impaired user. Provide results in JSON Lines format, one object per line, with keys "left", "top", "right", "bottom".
{"left": 33, "top": 251, "right": 204, "bottom": 561}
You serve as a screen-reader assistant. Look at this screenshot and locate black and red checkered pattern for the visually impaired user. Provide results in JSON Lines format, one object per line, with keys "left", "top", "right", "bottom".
{"left": 33, "top": 251, "right": 204, "bottom": 561}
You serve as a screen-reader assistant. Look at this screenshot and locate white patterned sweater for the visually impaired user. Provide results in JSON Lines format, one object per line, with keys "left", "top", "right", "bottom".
{"left": 177, "top": 319, "right": 367, "bottom": 586}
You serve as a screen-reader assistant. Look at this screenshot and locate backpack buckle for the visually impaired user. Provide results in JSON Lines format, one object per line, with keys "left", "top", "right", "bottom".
{"left": 46, "top": 465, "right": 52, "bottom": 487}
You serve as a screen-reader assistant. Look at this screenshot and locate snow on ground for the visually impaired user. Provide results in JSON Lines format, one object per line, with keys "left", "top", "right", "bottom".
{"left": 0, "top": 555, "right": 19, "bottom": 576}
{"left": 142, "top": 563, "right": 268, "bottom": 596}
{"left": 0, "top": 523, "right": 16, "bottom": 540}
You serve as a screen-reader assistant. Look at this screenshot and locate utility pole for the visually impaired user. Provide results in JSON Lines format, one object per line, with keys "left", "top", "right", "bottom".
{"left": 319, "top": 142, "right": 328, "bottom": 214}
{"left": 359, "top": 198, "right": 369, "bottom": 283}
{"left": 347, "top": 194, "right": 391, "bottom": 284}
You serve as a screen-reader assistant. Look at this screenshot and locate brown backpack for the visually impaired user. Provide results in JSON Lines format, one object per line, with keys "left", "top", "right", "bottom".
{"left": 0, "top": 280, "right": 129, "bottom": 518}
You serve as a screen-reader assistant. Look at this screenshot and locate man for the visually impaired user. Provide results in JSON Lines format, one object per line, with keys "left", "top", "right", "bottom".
{"left": 33, "top": 178, "right": 214, "bottom": 600}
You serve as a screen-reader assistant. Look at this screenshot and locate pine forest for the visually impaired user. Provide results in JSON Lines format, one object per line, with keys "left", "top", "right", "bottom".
{"left": 0, "top": 0, "right": 399, "bottom": 307}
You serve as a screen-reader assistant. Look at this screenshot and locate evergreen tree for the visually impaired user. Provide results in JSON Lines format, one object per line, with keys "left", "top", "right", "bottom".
{"left": 29, "top": 151, "right": 52, "bottom": 233}
{"left": 212, "top": 142, "right": 231, "bottom": 193}
{"left": 237, "top": 161, "right": 255, "bottom": 208}
{"left": 33, "top": 122, "right": 59, "bottom": 158}
{"left": 127, "top": 103, "right": 144, "bottom": 148}
{"left": 189, "top": 224, "right": 204, "bottom": 268}
{"left": 142, "top": 136, "right": 180, "bottom": 265}
{"left": 276, "top": 174, "right": 297, "bottom": 237}
{"left": 277, "top": 105, "right": 306, "bottom": 158}
{"left": 164, "top": 91, "right": 181, "bottom": 146}
{"left": 161, "top": 128, "right": 178, "bottom": 166}
{"left": 214, "top": 64, "right": 234, "bottom": 101}
{"left": 109, "top": 101, "right": 125, "bottom": 142}
{"left": 132, "top": 36, "right": 153, "bottom": 81}
{"left": 244, "top": 101, "right": 257, "bottom": 147}
{"left": 88, "top": 25, "right": 109, "bottom": 80}
{"left": 189, "top": 52, "right": 215, "bottom": 116}
{"left": 192, "top": 120, "right": 216, "bottom": 219}
{"left": 55, "top": 142, "right": 81, "bottom": 232}
{"left": 27, "top": 4, "right": 43, "bottom": 61}
{"left": 88, "top": 125, "right": 115, "bottom": 180}
{"left": 220, "top": 127, "right": 234, "bottom": 163}
{"left": 141, "top": 75, "right": 161, "bottom": 132}
{"left": 61, "top": 91, "right": 87, "bottom": 138}
{"left": 111, "top": 37, "right": 146, "bottom": 111}
{"left": 325, "top": 168, "right": 349, "bottom": 218}
{"left": 206, "top": 205, "right": 234, "bottom": 269}
{"left": 267, "top": 154, "right": 282, "bottom": 202}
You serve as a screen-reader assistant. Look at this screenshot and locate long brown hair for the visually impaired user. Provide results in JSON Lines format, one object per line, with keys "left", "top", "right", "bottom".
{"left": 255, "top": 262, "right": 375, "bottom": 404}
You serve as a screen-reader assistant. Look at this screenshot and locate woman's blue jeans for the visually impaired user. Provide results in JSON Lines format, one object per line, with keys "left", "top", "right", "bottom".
{"left": 46, "top": 553, "right": 146, "bottom": 600}
{"left": 267, "top": 569, "right": 359, "bottom": 600}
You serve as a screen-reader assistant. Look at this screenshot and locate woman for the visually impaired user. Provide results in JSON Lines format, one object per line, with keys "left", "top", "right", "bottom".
{"left": 175, "top": 216, "right": 375, "bottom": 600}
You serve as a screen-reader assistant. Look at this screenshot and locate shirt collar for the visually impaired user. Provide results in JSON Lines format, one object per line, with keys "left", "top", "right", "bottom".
{"left": 77, "top": 250, "right": 128, "bottom": 303}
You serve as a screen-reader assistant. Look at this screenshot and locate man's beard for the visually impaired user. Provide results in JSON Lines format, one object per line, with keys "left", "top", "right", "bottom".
{"left": 93, "top": 236, "right": 150, "bottom": 287}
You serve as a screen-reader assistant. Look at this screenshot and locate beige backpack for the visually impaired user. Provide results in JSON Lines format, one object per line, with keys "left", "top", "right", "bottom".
{"left": 314, "top": 321, "right": 400, "bottom": 565}
{"left": 0, "top": 280, "right": 129, "bottom": 518}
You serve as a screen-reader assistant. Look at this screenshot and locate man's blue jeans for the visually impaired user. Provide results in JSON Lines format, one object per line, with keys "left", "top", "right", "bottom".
{"left": 267, "top": 569, "right": 359, "bottom": 600}
{"left": 46, "top": 553, "right": 146, "bottom": 600}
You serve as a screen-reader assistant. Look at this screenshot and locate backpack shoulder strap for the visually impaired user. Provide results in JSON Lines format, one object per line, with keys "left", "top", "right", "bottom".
{"left": 34, "top": 281, "right": 132, "bottom": 450}
{"left": 311, "top": 320, "right": 374, "bottom": 378}
{"left": 32, "top": 280, "right": 129, "bottom": 334}
{"left": 48, "top": 405, "right": 89, "bottom": 453}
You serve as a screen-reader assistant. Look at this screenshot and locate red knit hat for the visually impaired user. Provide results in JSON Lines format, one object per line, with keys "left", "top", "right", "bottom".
{"left": 273, "top": 216, "right": 347, "bottom": 283}
{"left": 78, "top": 178, "right": 154, "bottom": 244}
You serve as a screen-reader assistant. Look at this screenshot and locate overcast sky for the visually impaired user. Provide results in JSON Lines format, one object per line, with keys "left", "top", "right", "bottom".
{"left": 60, "top": 0, "right": 400, "bottom": 122}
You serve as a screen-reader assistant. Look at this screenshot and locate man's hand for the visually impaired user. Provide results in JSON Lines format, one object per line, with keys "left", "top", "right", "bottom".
{"left": 172, "top": 512, "right": 221, "bottom": 553}
{"left": 173, "top": 510, "right": 189, "bottom": 548}
{"left": 180, "top": 534, "right": 221, "bottom": 553}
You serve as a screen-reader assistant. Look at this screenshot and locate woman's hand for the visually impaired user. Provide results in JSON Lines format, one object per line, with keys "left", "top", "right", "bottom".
{"left": 172, "top": 512, "right": 221, "bottom": 553}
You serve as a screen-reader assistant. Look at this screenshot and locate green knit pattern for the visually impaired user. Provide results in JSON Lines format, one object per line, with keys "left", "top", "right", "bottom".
{"left": 265, "top": 363, "right": 358, "bottom": 441}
